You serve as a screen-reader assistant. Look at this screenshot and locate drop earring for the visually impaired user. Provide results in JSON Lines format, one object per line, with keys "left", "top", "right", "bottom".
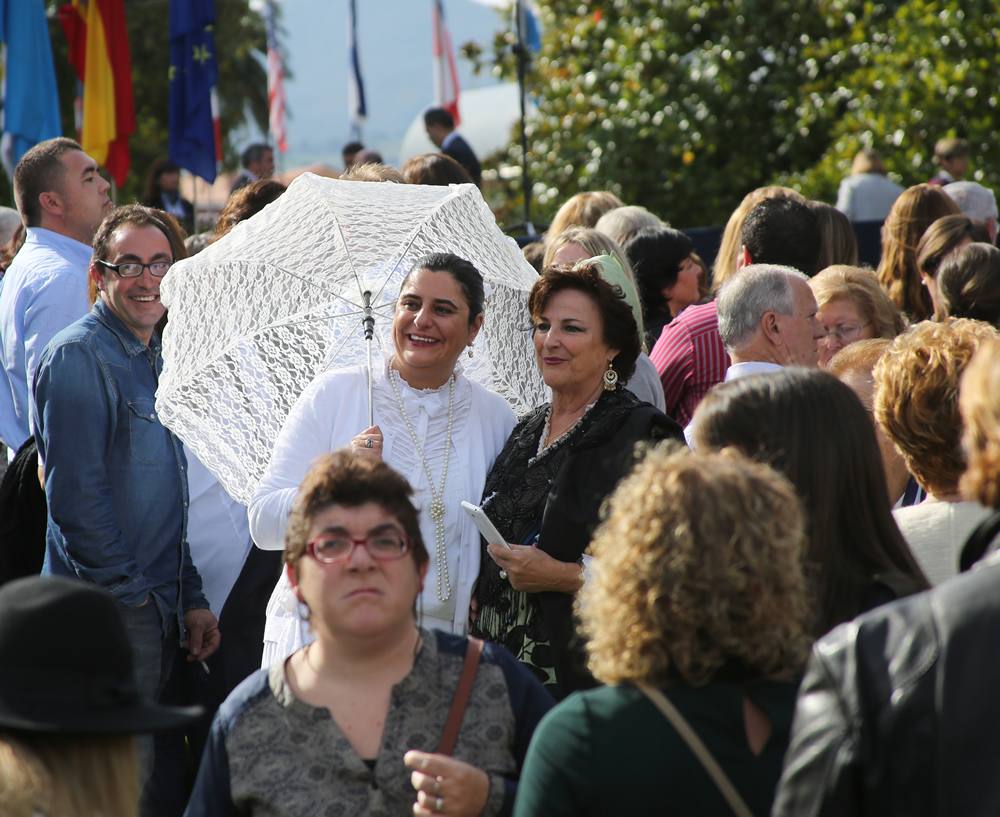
{"left": 602, "top": 361, "right": 619, "bottom": 391}
{"left": 467, "top": 345, "right": 474, "bottom": 358}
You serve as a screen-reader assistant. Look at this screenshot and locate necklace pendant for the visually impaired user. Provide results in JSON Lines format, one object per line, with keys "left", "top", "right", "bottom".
{"left": 430, "top": 498, "right": 445, "bottom": 521}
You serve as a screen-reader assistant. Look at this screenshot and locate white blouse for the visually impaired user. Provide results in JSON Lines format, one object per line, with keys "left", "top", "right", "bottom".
{"left": 249, "top": 364, "right": 515, "bottom": 666}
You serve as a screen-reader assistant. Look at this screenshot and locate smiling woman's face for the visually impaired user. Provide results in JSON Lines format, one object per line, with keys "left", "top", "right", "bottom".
{"left": 290, "top": 502, "right": 425, "bottom": 643}
{"left": 392, "top": 268, "right": 482, "bottom": 389}
{"left": 532, "top": 288, "right": 617, "bottom": 395}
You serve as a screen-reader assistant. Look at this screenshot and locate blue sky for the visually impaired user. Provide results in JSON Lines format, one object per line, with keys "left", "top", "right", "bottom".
{"left": 263, "top": 0, "right": 506, "bottom": 169}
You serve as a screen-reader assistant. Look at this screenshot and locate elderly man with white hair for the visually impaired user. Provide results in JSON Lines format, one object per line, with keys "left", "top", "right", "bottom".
{"left": 683, "top": 264, "right": 824, "bottom": 443}
{"left": 944, "top": 181, "right": 998, "bottom": 244}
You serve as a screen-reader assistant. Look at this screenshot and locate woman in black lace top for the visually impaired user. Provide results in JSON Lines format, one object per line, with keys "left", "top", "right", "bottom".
{"left": 471, "top": 259, "right": 681, "bottom": 698}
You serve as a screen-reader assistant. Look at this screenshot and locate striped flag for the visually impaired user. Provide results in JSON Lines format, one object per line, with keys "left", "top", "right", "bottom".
{"left": 263, "top": 0, "right": 286, "bottom": 154}
{"left": 57, "top": 0, "right": 135, "bottom": 187}
{"left": 347, "top": 0, "right": 366, "bottom": 136}
{"left": 431, "top": 0, "right": 460, "bottom": 125}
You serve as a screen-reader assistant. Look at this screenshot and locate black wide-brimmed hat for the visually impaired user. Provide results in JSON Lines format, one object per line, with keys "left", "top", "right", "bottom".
{"left": 0, "top": 576, "right": 202, "bottom": 734}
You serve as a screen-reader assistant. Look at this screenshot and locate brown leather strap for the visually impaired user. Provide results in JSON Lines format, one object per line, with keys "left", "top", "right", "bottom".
{"left": 436, "top": 637, "right": 484, "bottom": 755}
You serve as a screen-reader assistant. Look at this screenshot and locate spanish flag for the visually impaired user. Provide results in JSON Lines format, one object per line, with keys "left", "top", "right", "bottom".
{"left": 58, "top": 0, "right": 135, "bottom": 187}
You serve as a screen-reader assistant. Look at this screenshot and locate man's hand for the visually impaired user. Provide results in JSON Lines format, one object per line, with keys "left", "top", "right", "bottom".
{"left": 183, "top": 607, "right": 221, "bottom": 662}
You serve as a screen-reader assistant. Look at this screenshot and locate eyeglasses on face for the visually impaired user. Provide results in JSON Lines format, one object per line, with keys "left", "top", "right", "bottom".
{"left": 96, "top": 259, "right": 173, "bottom": 278}
{"left": 821, "top": 322, "right": 869, "bottom": 342}
{"left": 306, "top": 530, "right": 410, "bottom": 564}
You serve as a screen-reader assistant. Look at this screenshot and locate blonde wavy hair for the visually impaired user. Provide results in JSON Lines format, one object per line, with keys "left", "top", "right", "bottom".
{"left": 874, "top": 318, "right": 1000, "bottom": 496}
{"left": 545, "top": 191, "right": 623, "bottom": 242}
{"left": 711, "top": 185, "right": 805, "bottom": 294}
{"left": 959, "top": 339, "right": 1000, "bottom": 508}
{"left": 0, "top": 734, "right": 138, "bottom": 817}
{"left": 578, "top": 444, "right": 811, "bottom": 687}
{"left": 810, "top": 265, "right": 907, "bottom": 339}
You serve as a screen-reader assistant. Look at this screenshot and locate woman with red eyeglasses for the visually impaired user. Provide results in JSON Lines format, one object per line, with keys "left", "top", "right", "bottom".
{"left": 186, "top": 451, "right": 552, "bottom": 817}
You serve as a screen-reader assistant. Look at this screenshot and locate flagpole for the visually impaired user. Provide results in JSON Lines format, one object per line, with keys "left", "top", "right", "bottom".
{"left": 192, "top": 176, "right": 199, "bottom": 234}
{"left": 514, "top": 0, "right": 535, "bottom": 237}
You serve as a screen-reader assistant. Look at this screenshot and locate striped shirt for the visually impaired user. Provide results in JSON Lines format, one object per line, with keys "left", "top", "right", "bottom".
{"left": 648, "top": 300, "right": 731, "bottom": 426}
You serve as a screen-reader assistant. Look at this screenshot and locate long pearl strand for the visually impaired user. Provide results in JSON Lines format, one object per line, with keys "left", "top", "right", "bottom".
{"left": 388, "top": 368, "right": 456, "bottom": 602}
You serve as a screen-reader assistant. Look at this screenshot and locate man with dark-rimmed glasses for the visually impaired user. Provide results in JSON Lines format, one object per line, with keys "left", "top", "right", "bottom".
{"left": 32, "top": 204, "right": 219, "bottom": 815}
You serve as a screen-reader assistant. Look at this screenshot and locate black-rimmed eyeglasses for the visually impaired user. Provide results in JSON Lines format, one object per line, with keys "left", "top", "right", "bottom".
{"left": 96, "top": 259, "right": 173, "bottom": 278}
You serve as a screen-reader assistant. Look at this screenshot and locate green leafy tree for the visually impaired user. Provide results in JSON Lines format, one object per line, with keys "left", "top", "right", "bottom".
{"left": 478, "top": 0, "right": 998, "bottom": 229}
{"left": 783, "top": 0, "right": 1000, "bottom": 200}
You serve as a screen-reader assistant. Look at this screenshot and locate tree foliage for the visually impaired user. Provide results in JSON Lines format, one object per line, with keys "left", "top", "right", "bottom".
{"left": 478, "top": 0, "right": 999, "bottom": 229}
{"left": 44, "top": 0, "right": 271, "bottom": 202}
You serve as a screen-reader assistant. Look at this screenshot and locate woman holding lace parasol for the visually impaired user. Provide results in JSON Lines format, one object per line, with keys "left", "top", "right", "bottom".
{"left": 250, "top": 253, "right": 516, "bottom": 665}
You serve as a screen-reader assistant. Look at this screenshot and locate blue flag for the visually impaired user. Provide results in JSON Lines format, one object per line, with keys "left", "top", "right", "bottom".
{"left": 169, "top": 0, "right": 218, "bottom": 183}
{"left": 0, "top": 0, "right": 62, "bottom": 170}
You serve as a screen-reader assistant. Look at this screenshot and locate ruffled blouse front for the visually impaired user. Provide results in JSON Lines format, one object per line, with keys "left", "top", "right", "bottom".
{"left": 249, "top": 363, "right": 515, "bottom": 666}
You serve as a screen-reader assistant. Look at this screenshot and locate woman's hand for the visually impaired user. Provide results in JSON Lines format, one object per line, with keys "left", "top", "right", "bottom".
{"left": 404, "top": 750, "right": 490, "bottom": 817}
{"left": 351, "top": 425, "right": 383, "bottom": 461}
{"left": 486, "top": 543, "right": 583, "bottom": 594}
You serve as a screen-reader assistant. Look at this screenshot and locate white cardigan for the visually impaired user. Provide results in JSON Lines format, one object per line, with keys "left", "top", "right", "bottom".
{"left": 249, "top": 364, "right": 515, "bottom": 665}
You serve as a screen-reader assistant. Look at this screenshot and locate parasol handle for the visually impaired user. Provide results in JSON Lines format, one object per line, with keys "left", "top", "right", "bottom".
{"left": 362, "top": 290, "right": 375, "bottom": 341}
{"left": 363, "top": 290, "right": 375, "bottom": 426}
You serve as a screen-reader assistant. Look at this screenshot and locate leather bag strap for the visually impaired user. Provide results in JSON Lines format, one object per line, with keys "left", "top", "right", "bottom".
{"left": 436, "top": 637, "right": 484, "bottom": 755}
{"left": 637, "top": 683, "right": 755, "bottom": 817}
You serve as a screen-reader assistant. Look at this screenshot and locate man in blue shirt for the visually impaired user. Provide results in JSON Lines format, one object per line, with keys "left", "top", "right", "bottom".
{"left": 0, "top": 137, "right": 112, "bottom": 454}
{"left": 32, "top": 204, "right": 220, "bottom": 812}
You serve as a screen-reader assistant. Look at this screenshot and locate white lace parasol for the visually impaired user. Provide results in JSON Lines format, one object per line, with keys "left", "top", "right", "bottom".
{"left": 157, "top": 174, "right": 545, "bottom": 504}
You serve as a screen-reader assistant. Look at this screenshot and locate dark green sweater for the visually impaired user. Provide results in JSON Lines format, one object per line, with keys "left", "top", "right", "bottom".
{"left": 513, "top": 679, "right": 799, "bottom": 817}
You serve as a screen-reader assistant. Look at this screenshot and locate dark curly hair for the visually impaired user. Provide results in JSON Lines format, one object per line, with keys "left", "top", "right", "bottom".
{"left": 528, "top": 262, "right": 641, "bottom": 383}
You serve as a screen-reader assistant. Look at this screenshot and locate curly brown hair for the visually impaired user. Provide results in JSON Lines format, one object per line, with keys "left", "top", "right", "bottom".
{"left": 874, "top": 318, "right": 1000, "bottom": 495}
{"left": 960, "top": 339, "right": 1000, "bottom": 508}
{"left": 528, "top": 263, "right": 640, "bottom": 382}
{"left": 214, "top": 179, "right": 286, "bottom": 238}
{"left": 284, "top": 451, "right": 428, "bottom": 579}
{"left": 578, "top": 444, "right": 811, "bottom": 687}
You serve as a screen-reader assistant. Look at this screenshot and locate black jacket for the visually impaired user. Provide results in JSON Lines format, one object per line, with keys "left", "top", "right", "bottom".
{"left": 442, "top": 134, "right": 482, "bottom": 186}
{"left": 772, "top": 551, "right": 1000, "bottom": 817}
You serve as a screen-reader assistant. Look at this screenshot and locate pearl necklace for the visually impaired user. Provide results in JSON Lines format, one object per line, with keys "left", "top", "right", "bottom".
{"left": 535, "top": 401, "right": 597, "bottom": 458}
{"left": 388, "top": 367, "right": 456, "bottom": 603}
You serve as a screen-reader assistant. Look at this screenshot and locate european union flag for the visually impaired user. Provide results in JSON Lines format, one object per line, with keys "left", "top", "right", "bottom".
{"left": 169, "top": 0, "right": 218, "bottom": 183}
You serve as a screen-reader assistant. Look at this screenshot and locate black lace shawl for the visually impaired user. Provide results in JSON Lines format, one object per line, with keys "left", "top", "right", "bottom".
{"left": 472, "top": 387, "right": 682, "bottom": 695}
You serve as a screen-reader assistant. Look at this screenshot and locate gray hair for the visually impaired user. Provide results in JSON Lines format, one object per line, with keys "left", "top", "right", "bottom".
{"left": 944, "top": 181, "right": 998, "bottom": 221}
{"left": 595, "top": 205, "right": 666, "bottom": 247}
{"left": 717, "top": 264, "right": 809, "bottom": 350}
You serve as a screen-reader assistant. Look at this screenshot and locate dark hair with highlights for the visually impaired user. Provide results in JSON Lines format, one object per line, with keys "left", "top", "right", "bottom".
{"left": 215, "top": 179, "right": 286, "bottom": 238}
{"left": 529, "top": 263, "right": 641, "bottom": 382}
{"left": 284, "top": 451, "right": 428, "bottom": 578}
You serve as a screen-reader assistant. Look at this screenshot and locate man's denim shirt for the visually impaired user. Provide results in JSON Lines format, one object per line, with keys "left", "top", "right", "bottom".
{"left": 33, "top": 298, "right": 207, "bottom": 631}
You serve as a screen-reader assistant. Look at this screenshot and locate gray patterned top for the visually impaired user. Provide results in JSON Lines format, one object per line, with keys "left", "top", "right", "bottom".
{"left": 184, "top": 630, "right": 554, "bottom": 817}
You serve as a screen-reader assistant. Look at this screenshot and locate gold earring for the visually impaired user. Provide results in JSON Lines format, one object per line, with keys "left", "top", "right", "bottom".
{"left": 602, "top": 361, "right": 618, "bottom": 391}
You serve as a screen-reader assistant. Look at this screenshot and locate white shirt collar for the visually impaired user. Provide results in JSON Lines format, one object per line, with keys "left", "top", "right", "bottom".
{"left": 725, "top": 361, "right": 784, "bottom": 381}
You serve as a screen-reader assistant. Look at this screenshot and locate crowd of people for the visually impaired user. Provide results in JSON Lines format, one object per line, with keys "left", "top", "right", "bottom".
{"left": 0, "top": 129, "right": 999, "bottom": 817}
